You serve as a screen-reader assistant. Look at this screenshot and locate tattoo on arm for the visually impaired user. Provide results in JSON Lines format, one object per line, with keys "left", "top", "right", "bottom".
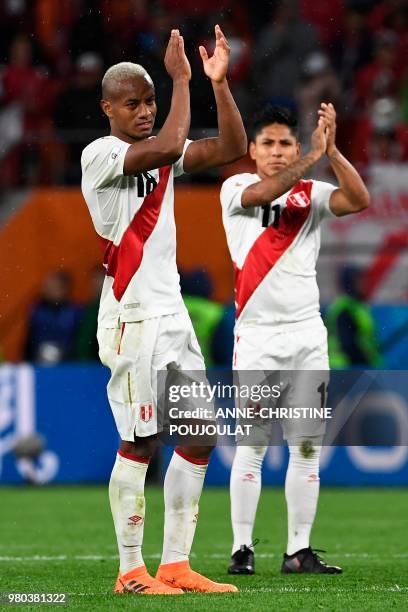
{"left": 269, "top": 152, "right": 319, "bottom": 197}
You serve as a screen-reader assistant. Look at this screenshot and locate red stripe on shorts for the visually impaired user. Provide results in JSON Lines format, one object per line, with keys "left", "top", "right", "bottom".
{"left": 117, "top": 322, "right": 126, "bottom": 355}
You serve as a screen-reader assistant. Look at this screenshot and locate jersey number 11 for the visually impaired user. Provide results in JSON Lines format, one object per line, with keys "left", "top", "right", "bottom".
{"left": 262, "top": 204, "right": 281, "bottom": 228}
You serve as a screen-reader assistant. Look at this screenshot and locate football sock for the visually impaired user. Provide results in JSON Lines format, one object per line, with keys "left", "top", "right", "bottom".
{"left": 285, "top": 443, "right": 321, "bottom": 555}
{"left": 230, "top": 445, "right": 267, "bottom": 553}
{"left": 160, "top": 448, "right": 208, "bottom": 565}
{"left": 109, "top": 451, "right": 149, "bottom": 574}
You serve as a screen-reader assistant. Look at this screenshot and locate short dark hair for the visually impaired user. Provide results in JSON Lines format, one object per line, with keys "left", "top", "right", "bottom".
{"left": 250, "top": 105, "right": 298, "bottom": 142}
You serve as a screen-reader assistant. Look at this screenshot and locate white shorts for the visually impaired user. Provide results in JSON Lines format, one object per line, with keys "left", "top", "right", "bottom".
{"left": 97, "top": 310, "right": 205, "bottom": 441}
{"left": 234, "top": 316, "right": 329, "bottom": 371}
{"left": 233, "top": 317, "right": 329, "bottom": 445}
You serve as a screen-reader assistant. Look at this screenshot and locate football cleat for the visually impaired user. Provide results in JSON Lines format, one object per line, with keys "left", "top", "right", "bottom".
{"left": 228, "top": 545, "right": 256, "bottom": 575}
{"left": 156, "top": 560, "right": 239, "bottom": 593}
{"left": 114, "top": 565, "right": 184, "bottom": 595}
{"left": 281, "top": 547, "right": 343, "bottom": 574}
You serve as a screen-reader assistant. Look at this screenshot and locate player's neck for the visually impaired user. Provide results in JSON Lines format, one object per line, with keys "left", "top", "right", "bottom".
{"left": 256, "top": 168, "right": 275, "bottom": 181}
{"left": 110, "top": 128, "right": 145, "bottom": 145}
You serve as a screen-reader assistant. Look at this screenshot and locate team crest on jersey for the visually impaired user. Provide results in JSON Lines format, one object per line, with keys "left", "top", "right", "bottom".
{"left": 288, "top": 191, "right": 310, "bottom": 208}
{"left": 140, "top": 403, "right": 153, "bottom": 422}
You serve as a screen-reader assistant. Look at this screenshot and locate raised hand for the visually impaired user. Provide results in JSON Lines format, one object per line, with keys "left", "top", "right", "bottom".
{"left": 199, "top": 24, "right": 230, "bottom": 83}
{"left": 311, "top": 117, "right": 328, "bottom": 158}
{"left": 164, "top": 29, "right": 191, "bottom": 82}
{"left": 318, "top": 102, "right": 337, "bottom": 157}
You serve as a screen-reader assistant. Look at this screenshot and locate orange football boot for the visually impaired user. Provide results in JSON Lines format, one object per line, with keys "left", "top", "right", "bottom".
{"left": 156, "top": 560, "right": 239, "bottom": 593}
{"left": 114, "top": 565, "right": 184, "bottom": 595}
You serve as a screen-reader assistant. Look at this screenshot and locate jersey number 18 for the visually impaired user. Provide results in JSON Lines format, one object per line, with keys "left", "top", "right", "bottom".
{"left": 135, "top": 172, "right": 158, "bottom": 197}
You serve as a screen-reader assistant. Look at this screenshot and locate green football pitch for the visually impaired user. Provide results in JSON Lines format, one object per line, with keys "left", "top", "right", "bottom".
{"left": 0, "top": 486, "right": 407, "bottom": 610}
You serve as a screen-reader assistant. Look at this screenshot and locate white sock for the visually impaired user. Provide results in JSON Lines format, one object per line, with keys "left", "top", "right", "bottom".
{"left": 230, "top": 445, "right": 267, "bottom": 553}
{"left": 160, "top": 448, "right": 208, "bottom": 565}
{"left": 109, "top": 451, "right": 149, "bottom": 574}
{"left": 285, "top": 443, "right": 321, "bottom": 555}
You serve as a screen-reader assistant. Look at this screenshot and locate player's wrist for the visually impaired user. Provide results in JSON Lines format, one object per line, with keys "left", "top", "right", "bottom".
{"left": 211, "top": 76, "right": 228, "bottom": 86}
{"left": 172, "top": 74, "right": 191, "bottom": 84}
{"left": 327, "top": 145, "right": 340, "bottom": 160}
{"left": 309, "top": 148, "right": 324, "bottom": 163}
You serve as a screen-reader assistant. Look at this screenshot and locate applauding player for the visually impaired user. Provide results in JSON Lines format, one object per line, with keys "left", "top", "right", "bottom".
{"left": 81, "top": 26, "right": 246, "bottom": 595}
{"left": 220, "top": 104, "right": 369, "bottom": 575}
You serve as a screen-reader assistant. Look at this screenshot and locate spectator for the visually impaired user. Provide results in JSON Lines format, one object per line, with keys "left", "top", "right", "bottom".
{"left": 75, "top": 265, "right": 105, "bottom": 361}
{"left": 1, "top": 34, "right": 53, "bottom": 185}
{"left": 351, "top": 96, "right": 408, "bottom": 166}
{"left": 67, "top": 0, "right": 106, "bottom": 62}
{"left": 24, "top": 270, "right": 82, "bottom": 363}
{"left": 325, "top": 266, "right": 382, "bottom": 368}
{"left": 211, "top": 301, "right": 235, "bottom": 367}
{"left": 329, "top": 5, "right": 374, "bottom": 106}
{"left": 297, "top": 51, "right": 341, "bottom": 147}
{"left": 354, "top": 30, "right": 402, "bottom": 109}
{"left": 180, "top": 269, "right": 223, "bottom": 367}
{"left": 300, "top": 0, "right": 345, "bottom": 49}
{"left": 99, "top": 0, "right": 150, "bottom": 64}
{"left": 252, "top": 0, "right": 320, "bottom": 107}
{"left": 54, "top": 52, "right": 106, "bottom": 183}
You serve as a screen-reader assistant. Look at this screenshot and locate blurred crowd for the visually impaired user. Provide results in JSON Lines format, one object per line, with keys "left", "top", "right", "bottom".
{"left": 1, "top": 0, "right": 408, "bottom": 187}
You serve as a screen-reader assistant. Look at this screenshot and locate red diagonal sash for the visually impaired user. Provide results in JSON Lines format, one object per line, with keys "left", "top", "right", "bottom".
{"left": 99, "top": 165, "right": 171, "bottom": 301}
{"left": 234, "top": 180, "right": 313, "bottom": 319}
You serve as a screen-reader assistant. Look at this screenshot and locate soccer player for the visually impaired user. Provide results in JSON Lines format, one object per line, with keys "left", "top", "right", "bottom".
{"left": 81, "top": 27, "right": 246, "bottom": 595}
{"left": 220, "top": 105, "right": 370, "bottom": 574}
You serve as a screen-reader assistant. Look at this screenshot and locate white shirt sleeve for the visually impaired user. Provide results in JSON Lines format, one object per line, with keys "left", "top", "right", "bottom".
{"left": 81, "top": 137, "right": 131, "bottom": 190}
{"left": 220, "top": 174, "right": 260, "bottom": 216}
{"left": 311, "top": 180, "right": 338, "bottom": 220}
{"left": 173, "top": 139, "right": 193, "bottom": 178}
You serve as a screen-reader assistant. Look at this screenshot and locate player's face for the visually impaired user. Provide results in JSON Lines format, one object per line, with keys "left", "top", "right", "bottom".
{"left": 101, "top": 75, "right": 157, "bottom": 142}
{"left": 249, "top": 123, "right": 300, "bottom": 179}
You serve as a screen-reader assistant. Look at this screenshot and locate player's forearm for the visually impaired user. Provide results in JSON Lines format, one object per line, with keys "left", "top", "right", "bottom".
{"left": 328, "top": 147, "right": 370, "bottom": 211}
{"left": 156, "top": 77, "right": 191, "bottom": 157}
{"left": 212, "top": 79, "right": 247, "bottom": 163}
{"left": 242, "top": 150, "right": 322, "bottom": 208}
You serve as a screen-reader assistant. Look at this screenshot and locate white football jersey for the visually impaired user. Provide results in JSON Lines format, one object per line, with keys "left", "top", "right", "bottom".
{"left": 220, "top": 173, "right": 337, "bottom": 328}
{"left": 81, "top": 135, "right": 192, "bottom": 327}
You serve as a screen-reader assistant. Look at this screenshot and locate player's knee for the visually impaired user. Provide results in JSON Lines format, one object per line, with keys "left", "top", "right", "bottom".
{"left": 120, "top": 436, "right": 157, "bottom": 460}
{"left": 288, "top": 440, "right": 321, "bottom": 471}
{"left": 178, "top": 444, "right": 215, "bottom": 460}
{"left": 233, "top": 445, "right": 267, "bottom": 471}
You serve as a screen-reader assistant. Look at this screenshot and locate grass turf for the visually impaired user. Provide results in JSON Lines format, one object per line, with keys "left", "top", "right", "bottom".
{"left": 0, "top": 486, "right": 407, "bottom": 610}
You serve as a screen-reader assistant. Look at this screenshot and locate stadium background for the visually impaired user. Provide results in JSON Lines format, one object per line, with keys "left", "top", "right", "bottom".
{"left": 0, "top": 1, "right": 407, "bottom": 488}
{"left": 0, "top": 3, "right": 407, "bottom": 609}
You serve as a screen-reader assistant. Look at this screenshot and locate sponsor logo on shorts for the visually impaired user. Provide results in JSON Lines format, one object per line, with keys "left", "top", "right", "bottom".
{"left": 308, "top": 473, "right": 320, "bottom": 482}
{"left": 243, "top": 472, "right": 256, "bottom": 482}
{"left": 140, "top": 404, "right": 153, "bottom": 422}
{"left": 193, "top": 513, "right": 199, "bottom": 522}
{"left": 288, "top": 191, "right": 310, "bottom": 208}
